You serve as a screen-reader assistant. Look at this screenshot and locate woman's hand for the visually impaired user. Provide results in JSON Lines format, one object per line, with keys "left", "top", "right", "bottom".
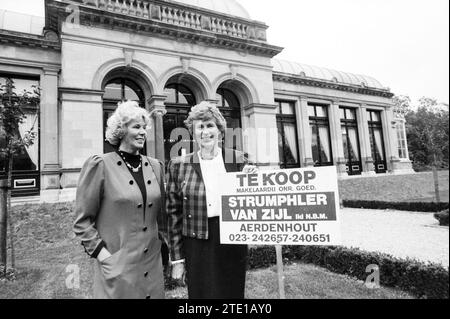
{"left": 242, "top": 164, "right": 258, "bottom": 174}
{"left": 171, "top": 262, "right": 186, "bottom": 285}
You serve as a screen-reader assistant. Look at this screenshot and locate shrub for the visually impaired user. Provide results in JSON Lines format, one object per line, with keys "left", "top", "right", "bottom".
{"left": 247, "top": 246, "right": 449, "bottom": 299}
{"left": 343, "top": 200, "right": 449, "bottom": 212}
{"left": 434, "top": 209, "right": 449, "bottom": 226}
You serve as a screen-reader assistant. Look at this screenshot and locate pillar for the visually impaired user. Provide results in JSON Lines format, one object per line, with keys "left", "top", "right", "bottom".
{"left": 298, "top": 96, "right": 314, "bottom": 167}
{"left": 329, "top": 100, "right": 347, "bottom": 176}
{"left": 357, "top": 105, "right": 375, "bottom": 175}
{"left": 40, "top": 67, "right": 60, "bottom": 191}
{"left": 243, "top": 103, "right": 279, "bottom": 168}
{"left": 148, "top": 95, "right": 167, "bottom": 163}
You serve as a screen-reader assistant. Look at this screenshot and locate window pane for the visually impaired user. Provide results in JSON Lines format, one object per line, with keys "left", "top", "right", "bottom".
{"left": 283, "top": 123, "right": 299, "bottom": 163}
{"left": 178, "top": 85, "right": 196, "bottom": 105}
{"left": 124, "top": 84, "right": 139, "bottom": 101}
{"left": 308, "top": 106, "right": 316, "bottom": 117}
{"left": 281, "top": 102, "right": 295, "bottom": 115}
{"left": 370, "top": 111, "right": 380, "bottom": 122}
{"left": 339, "top": 108, "right": 346, "bottom": 119}
{"left": 318, "top": 126, "right": 331, "bottom": 162}
{"left": 310, "top": 124, "right": 320, "bottom": 164}
{"left": 104, "top": 83, "right": 122, "bottom": 100}
{"left": 222, "top": 89, "right": 240, "bottom": 108}
{"left": 277, "top": 122, "right": 285, "bottom": 164}
{"left": 316, "top": 106, "right": 327, "bottom": 118}
{"left": 163, "top": 87, "right": 177, "bottom": 104}
{"left": 12, "top": 78, "right": 39, "bottom": 97}
{"left": 346, "top": 108, "right": 356, "bottom": 120}
{"left": 347, "top": 127, "right": 360, "bottom": 161}
{"left": 371, "top": 128, "right": 385, "bottom": 161}
{"left": 342, "top": 126, "right": 349, "bottom": 160}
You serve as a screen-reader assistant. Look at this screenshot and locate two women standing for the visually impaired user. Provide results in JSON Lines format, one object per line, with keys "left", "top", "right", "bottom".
{"left": 73, "top": 100, "right": 255, "bottom": 299}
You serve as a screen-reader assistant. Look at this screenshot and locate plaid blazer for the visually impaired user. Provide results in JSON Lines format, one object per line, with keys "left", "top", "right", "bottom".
{"left": 166, "top": 148, "right": 247, "bottom": 261}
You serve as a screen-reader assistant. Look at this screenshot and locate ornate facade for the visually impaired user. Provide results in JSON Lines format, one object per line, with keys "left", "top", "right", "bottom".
{"left": 0, "top": 0, "right": 414, "bottom": 202}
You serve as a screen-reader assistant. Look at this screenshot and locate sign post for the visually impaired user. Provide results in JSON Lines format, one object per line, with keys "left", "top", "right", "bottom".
{"left": 220, "top": 166, "right": 341, "bottom": 298}
{"left": 275, "top": 245, "right": 285, "bottom": 299}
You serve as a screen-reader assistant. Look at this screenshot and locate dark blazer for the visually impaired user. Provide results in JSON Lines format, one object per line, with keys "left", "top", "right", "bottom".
{"left": 73, "top": 152, "right": 167, "bottom": 299}
{"left": 166, "top": 148, "right": 247, "bottom": 261}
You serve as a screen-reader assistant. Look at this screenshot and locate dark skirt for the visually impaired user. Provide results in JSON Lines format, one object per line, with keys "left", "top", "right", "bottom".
{"left": 183, "top": 217, "right": 248, "bottom": 299}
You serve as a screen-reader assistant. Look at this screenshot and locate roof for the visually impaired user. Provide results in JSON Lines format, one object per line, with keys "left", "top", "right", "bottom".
{"left": 272, "top": 59, "right": 387, "bottom": 90}
{"left": 170, "top": 0, "right": 251, "bottom": 19}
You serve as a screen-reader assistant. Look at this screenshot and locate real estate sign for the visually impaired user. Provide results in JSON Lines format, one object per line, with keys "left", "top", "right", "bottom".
{"left": 220, "top": 167, "right": 341, "bottom": 245}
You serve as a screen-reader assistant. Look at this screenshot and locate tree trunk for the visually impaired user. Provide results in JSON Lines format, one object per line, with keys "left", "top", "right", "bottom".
{"left": 7, "top": 155, "right": 15, "bottom": 268}
{"left": 0, "top": 179, "right": 7, "bottom": 274}
{"left": 433, "top": 154, "right": 440, "bottom": 204}
{"left": 432, "top": 167, "right": 440, "bottom": 204}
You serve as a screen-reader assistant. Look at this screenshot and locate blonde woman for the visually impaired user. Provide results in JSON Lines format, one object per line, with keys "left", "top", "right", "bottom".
{"left": 73, "top": 101, "right": 167, "bottom": 299}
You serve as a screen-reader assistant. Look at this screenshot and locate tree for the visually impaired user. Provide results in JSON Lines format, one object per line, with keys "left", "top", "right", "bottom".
{"left": 404, "top": 97, "right": 449, "bottom": 204}
{"left": 0, "top": 78, "right": 39, "bottom": 276}
{"left": 393, "top": 95, "right": 412, "bottom": 118}
{"left": 405, "top": 97, "right": 449, "bottom": 169}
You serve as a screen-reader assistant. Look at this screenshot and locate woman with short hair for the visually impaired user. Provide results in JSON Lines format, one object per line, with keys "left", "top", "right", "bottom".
{"left": 73, "top": 101, "right": 167, "bottom": 299}
{"left": 166, "top": 101, "right": 257, "bottom": 299}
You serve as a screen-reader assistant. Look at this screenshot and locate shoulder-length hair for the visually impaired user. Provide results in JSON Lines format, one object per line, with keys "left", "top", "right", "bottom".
{"left": 105, "top": 100, "right": 151, "bottom": 146}
{"left": 184, "top": 101, "right": 227, "bottom": 137}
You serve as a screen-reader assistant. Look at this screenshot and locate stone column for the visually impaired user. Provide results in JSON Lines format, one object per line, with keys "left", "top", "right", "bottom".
{"left": 148, "top": 95, "right": 167, "bottom": 163}
{"left": 243, "top": 103, "right": 279, "bottom": 168}
{"left": 329, "top": 100, "right": 347, "bottom": 176}
{"left": 40, "top": 67, "right": 60, "bottom": 192}
{"left": 357, "top": 105, "right": 375, "bottom": 175}
{"left": 298, "top": 96, "right": 314, "bottom": 167}
{"left": 382, "top": 107, "right": 398, "bottom": 172}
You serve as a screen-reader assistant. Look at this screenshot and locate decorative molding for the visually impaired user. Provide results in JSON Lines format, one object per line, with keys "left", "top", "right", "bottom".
{"left": 244, "top": 103, "right": 278, "bottom": 116}
{"left": 0, "top": 29, "right": 61, "bottom": 51}
{"left": 123, "top": 48, "right": 135, "bottom": 67}
{"left": 45, "top": 0, "right": 283, "bottom": 58}
{"left": 229, "top": 64, "right": 238, "bottom": 80}
{"left": 180, "top": 57, "right": 191, "bottom": 74}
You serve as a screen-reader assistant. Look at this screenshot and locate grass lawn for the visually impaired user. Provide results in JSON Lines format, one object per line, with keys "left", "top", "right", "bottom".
{"left": 338, "top": 170, "right": 449, "bottom": 203}
{"left": 1, "top": 202, "right": 414, "bottom": 299}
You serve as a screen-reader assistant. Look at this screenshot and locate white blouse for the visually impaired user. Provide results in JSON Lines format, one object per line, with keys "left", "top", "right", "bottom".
{"left": 198, "top": 149, "right": 226, "bottom": 218}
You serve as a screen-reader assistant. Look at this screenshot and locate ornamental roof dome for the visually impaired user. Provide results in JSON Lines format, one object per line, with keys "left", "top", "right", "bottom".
{"left": 272, "top": 59, "right": 387, "bottom": 90}
{"left": 168, "top": 0, "right": 251, "bottom": 19}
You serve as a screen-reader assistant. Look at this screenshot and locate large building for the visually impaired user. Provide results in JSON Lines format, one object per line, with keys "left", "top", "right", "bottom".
{"left": 0, "top": 0, "right": 413, "bottom": 202}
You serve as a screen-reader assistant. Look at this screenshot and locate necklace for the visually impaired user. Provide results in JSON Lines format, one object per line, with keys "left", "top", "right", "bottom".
{"left": 119, "top": 151, "right": 142, "bottom": 173}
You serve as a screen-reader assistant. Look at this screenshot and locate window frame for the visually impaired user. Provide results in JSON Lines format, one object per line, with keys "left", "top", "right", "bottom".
{"left": 275, "top": 100, "right": 300, "bottom": 169}
{"left": 308, "top": 103, "right": 333, "bottom": 167}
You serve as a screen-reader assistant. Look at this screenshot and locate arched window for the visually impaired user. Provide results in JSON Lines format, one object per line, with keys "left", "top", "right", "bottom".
{"left": 163, "top": 83, "right": 196, "bottom": 106}
{"left": 216, "top": 88, "right": 240, "bottom": 108}
{"left": 216, "top": 88, "right": 242, "bottom": 152}
{"left": 103, "top": 78, "right": 144, "bottom": 105}
{"left": 163, "top": 83, "right": 197, "bottom": 163}
{"left": 102, "top": 78, "right": 145, "bottom": 154}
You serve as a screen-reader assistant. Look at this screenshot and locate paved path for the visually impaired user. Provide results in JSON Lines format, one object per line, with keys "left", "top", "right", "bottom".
{"left": 340, "top": 208, "right": 449, "bottom": 267}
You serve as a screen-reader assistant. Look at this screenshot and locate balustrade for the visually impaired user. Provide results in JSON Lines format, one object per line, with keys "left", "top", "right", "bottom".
{"left": 73, "top": 0, "right": 266, "bottom": 41}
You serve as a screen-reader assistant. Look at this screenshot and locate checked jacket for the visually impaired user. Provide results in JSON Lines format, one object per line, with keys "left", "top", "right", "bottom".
{"left": 166, "top": 148, "right": 248, "bottom": 261}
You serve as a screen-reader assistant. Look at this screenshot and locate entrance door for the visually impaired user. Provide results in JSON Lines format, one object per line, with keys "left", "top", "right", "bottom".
{"left": 367, "top": 110, "right": 387, "bottom": 174}
{"left": 340, "top": 107, "right": 362, "bottom": 175}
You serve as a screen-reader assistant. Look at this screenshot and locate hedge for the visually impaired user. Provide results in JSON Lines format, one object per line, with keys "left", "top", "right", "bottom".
{"left": 343, "top": 200, "right": 449, "bottom": 212}
{"left": 247, "top": 245, "right": 449, "bottom": 299}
